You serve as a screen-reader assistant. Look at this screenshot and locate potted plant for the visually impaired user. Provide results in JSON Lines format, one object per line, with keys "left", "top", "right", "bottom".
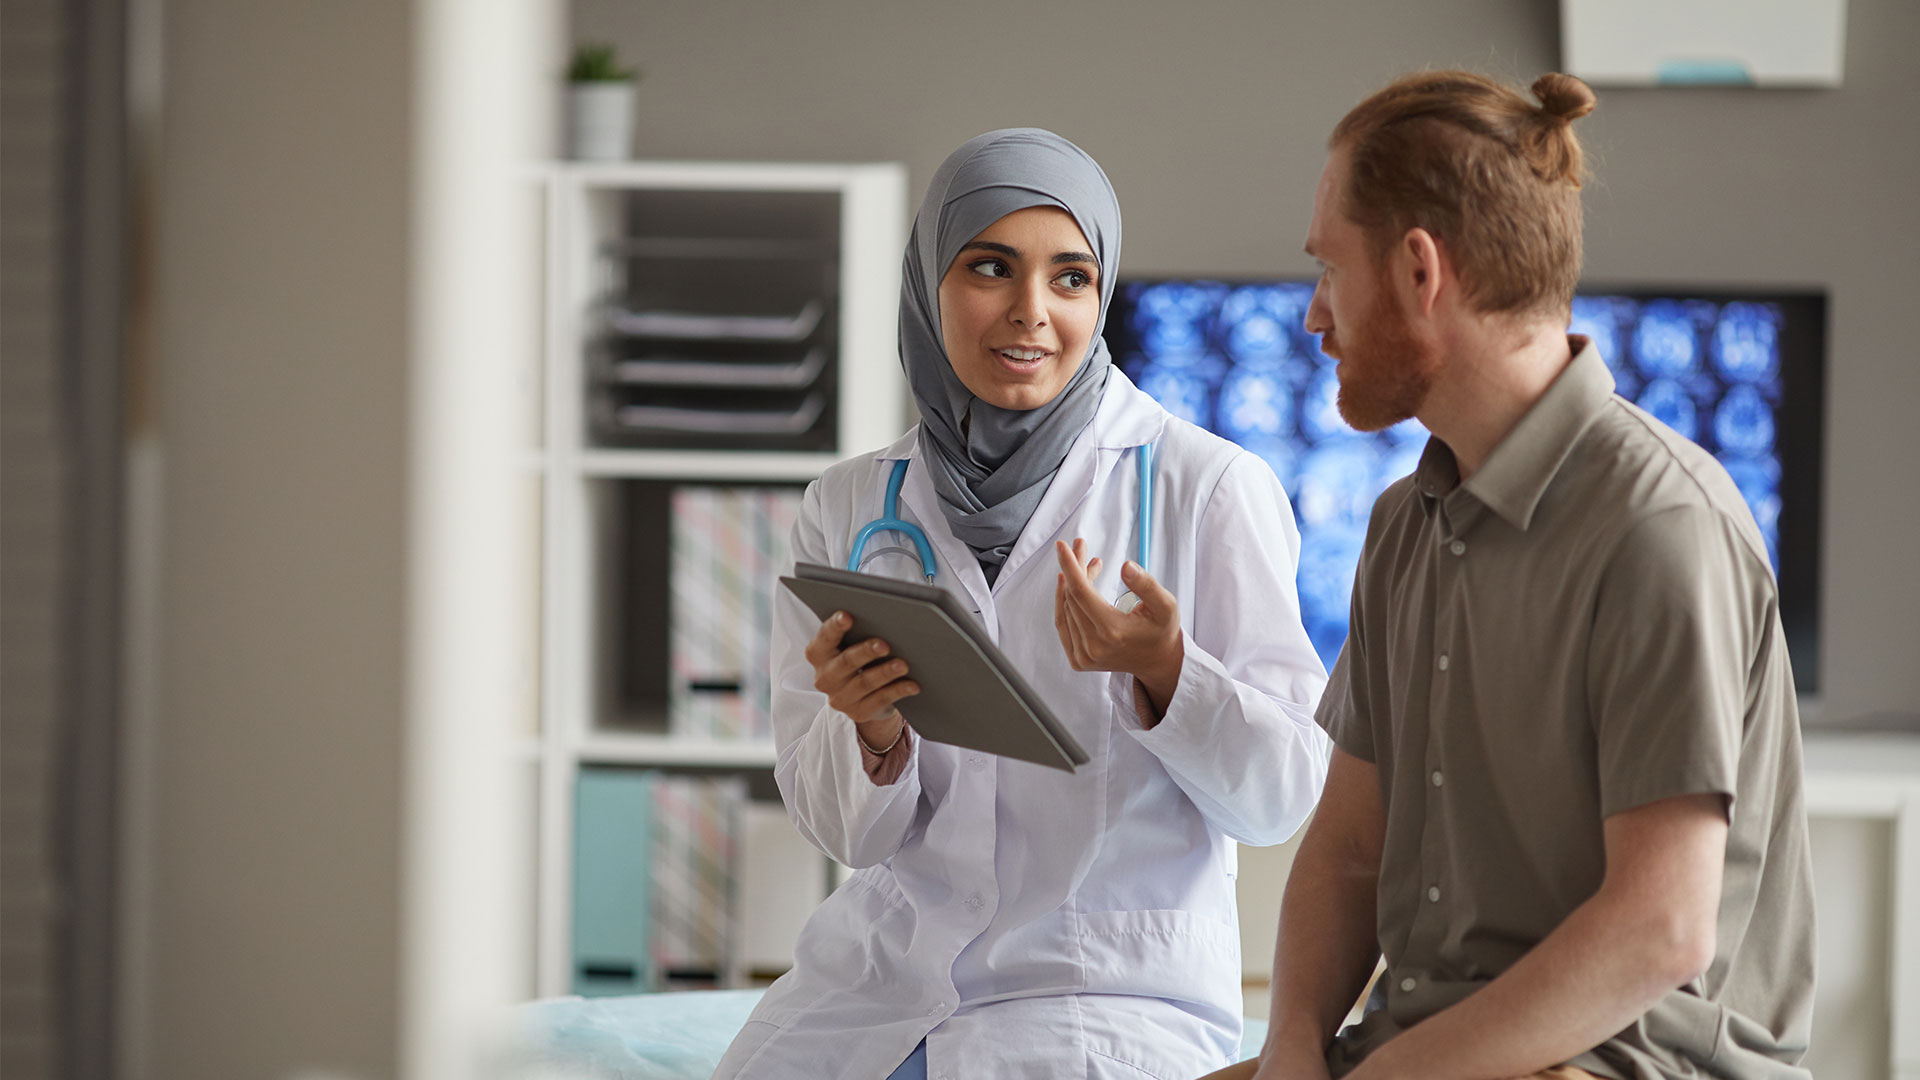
{"left": 565, "top": 43, "right": 639, "bottom": 161}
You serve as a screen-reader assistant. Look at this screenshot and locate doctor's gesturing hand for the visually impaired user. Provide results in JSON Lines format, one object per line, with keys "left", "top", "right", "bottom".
{"left": 804, "top": 612, "right": 921, "bottom": 755}
{"left": 1054, "top": 538, "right": 1185, "bottom": 721}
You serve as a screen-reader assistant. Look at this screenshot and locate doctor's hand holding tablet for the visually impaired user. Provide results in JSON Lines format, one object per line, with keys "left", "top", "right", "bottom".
{"left": 802, "top": 611, "right": 919, "bottom": 758}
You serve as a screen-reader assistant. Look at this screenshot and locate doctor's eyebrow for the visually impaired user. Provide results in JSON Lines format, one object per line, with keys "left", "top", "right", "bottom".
{"left": 958, "top": 240, "right": 1098, "bottom": 267}
{"left": 961, "top": 240, "right": 1019, "bottom": 258}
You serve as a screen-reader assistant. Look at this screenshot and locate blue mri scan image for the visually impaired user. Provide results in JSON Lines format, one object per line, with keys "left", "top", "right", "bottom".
{"left": 1115, "top": 282, "right": 1790, "bottom": 670}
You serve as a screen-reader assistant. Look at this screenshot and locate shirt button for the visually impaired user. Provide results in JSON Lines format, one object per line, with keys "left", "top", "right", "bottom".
{"left": 1450, "top": 539, "right": 1466, "bottom": 556}
{"left": 1399, "top": 976, "right": 1417, "bottom": 992}
{"left": 1431, "top": 770, "right": 1444, "bottom": 788}
{"left": 1436, "top": 653, "right": 1450, "bottom": 671}
{"left": 1427, "top": 885, "right": 1441, "bottom": 902}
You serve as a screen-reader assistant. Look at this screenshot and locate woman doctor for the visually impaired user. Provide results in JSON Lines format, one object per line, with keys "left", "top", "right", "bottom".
{"left": 713, "top": 129, "right": 1330, "bottom": 1080}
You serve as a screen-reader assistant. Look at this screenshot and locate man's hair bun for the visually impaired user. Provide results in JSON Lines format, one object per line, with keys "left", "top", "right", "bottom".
{"left": 1532, "top": 73, "right": 1596, "bottom": 124}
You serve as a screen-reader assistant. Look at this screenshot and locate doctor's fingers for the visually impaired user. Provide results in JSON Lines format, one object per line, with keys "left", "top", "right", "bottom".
{"left": 843, "top": 675, "right": 920, "bottom": 726}
{"left": 1055, "top": 539, "right": 1098, "bottom": 583}
{"left": 810, "top": 635, "right": 893, "bottom": 695}
{"left": 1063, "top": 604, "right": 1124, "bottom": 669}
{"left": 826, "top": 656, "right": 914, "bottom": 717}
{"left": 803, "top": 612, "right": 854, "bottom": 668}
{"left": 1120, "top": 560, "right": 1178, "bottom": 618}
{"left": 1061, "top": 569, "right": 1127, "bottom": 636}
{"left": 1056, "top": 574, "right": 1109, "bottom": 671}
{"left": 1055, "top": 575, "right": 1088, "bottom": 668}
{"left": 1061, "top": 540, "right": 1129, "bottom": 610}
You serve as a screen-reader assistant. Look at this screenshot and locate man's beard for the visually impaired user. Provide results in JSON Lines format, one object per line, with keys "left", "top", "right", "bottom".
{"left": 1332, "top": 280, "right": 1443, "bottom": 433}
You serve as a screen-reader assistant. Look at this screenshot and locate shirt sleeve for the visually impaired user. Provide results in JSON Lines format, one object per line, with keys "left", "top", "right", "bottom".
{"left": 1312, "top": 475, "right": 1420, "bottom": 765}
{"left": 1315, "top": 546, "right": 1375, "bottom": 765}
{"left": 1120, "top": 451, "right": 1333, "bottom": 846}
{"left": 770, "top": 478, "right": 923, "bottom": 868}
{"left": 1587, "top": 504, "right": 1764, "bottom": 820}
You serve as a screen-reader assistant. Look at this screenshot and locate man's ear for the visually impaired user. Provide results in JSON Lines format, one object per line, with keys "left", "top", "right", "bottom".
{"left": 1401, "top": 227, "right": 1445, "bottom": 316}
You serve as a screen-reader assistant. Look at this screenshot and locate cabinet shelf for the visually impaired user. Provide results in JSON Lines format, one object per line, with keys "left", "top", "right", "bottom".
{"left": 574, "top": 733, "right": 778, "bottom": 769}
{"left": 573, "top": 448, "right": 842, "bottom": 481}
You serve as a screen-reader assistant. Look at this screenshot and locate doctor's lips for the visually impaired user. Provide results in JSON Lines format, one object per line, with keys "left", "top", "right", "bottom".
{"left": 992, "top": 344, "right": 1055, "bottom": 370}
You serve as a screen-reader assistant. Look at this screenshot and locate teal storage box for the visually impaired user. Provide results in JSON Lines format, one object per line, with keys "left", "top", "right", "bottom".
{"left": 572, "top": 767, "right": 656, "bottom": 996}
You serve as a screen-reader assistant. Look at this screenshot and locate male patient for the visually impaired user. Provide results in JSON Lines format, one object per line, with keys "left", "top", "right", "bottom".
{"left": 1217, "top": 70, "right": 1816, "bottom": 1080}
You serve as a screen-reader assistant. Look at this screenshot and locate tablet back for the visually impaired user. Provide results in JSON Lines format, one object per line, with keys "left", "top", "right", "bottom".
{"left": 780, "top": 564, "right": 1087, "bottom": 772}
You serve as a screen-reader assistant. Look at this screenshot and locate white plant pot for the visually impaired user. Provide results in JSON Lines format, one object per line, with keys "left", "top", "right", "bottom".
{"left": 566, "top": 82, "right": 635, "bottom": 161}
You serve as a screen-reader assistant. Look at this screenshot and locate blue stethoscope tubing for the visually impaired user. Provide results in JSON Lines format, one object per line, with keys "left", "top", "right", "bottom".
{"left": 847, "top": 442, "right": 1155, "bottom": 593}
{"left": 848, "top": 457, "right": 941, "bottom": 583}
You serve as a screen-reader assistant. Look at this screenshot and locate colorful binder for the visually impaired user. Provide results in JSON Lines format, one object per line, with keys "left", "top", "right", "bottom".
{"left": 668, "top": 486, "right": 802, "bottom": 740}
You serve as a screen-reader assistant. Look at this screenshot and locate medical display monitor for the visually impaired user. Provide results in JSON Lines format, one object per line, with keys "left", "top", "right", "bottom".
{"left": 1104, "top": 280, "right": 1826, "bottom": 692}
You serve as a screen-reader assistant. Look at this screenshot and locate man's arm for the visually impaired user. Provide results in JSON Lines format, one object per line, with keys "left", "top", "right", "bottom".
{"left": 1346, "top": 792, "right": 1728, "bottom": 1080}
{"left": 1255, "top": 747, "right": 1387, "bottom": 1080}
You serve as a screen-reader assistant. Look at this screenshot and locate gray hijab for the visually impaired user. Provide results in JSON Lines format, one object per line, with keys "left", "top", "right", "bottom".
{"left": 901, "top": 128, "right": 1122, "bottom": 585}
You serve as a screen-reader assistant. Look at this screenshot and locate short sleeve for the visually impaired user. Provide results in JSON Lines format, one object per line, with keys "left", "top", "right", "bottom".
{"left": 1315, "top": 555, "right": 1376, "bottom": 764}
{"left": 1587, "top": 505, "right": 1766, "bottom": 819}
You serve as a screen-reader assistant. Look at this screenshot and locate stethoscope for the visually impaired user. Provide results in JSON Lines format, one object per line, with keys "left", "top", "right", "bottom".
{"left": 848, "top": 442, "right": 1156, "bottom": 612}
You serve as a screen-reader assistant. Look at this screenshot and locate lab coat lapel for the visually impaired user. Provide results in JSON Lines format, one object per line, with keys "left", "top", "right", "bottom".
{"left": 996, "top": 437, "right": 1103, "bottom": 590}
{"left": 996, "top": 371, "right": 1162, "bottom": 589}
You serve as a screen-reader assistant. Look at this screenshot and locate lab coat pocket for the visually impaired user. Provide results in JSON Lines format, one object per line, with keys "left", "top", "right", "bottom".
{"left": 1077, "top": 907, "right": 1241, "bottom": 1007}
{"left": 759, "top": 868, "right": 913, "bottom": 1027}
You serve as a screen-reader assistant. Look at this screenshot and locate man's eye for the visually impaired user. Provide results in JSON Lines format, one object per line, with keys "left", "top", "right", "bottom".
{"left": 968, "top": 259, "right": 1010, "bottom": 278}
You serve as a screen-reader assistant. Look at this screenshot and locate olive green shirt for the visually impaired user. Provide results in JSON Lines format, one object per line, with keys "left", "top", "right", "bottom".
{"left": 1318, "top": 339, "right": 1815, "bottom": 1080}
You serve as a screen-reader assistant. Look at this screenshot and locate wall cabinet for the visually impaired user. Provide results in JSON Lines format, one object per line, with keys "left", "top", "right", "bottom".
{"left": 526, "top": 160, "right": 908, "bottom": 997}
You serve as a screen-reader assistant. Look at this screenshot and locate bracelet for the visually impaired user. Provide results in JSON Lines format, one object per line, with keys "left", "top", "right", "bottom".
{"left": 856, "top": 715, "right": 906, "bottom": 756}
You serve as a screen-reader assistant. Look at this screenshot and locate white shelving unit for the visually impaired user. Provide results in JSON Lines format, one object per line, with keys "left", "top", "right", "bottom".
{"left": 526, "top": 160, "right": 909, "bottom": 997}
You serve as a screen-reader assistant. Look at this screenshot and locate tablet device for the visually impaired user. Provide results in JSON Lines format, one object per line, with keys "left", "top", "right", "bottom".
{"left": 779, "top": 562, "right": 1088, "bottom": 773}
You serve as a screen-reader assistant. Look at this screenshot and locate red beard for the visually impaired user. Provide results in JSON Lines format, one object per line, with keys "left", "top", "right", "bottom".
{"left": 1331, "top": 278, "right": 1443, "bottom": 433}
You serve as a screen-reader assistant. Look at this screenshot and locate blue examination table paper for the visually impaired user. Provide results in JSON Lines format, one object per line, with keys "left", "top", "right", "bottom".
{"left": 509, "top": 988, "right": 1268, "bottom": 1078}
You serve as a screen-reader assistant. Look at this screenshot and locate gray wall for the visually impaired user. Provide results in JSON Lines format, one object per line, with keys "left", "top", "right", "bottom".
{"left": 576, "top": 0, "right": 1920, "bottom": 720}
{"left": 2, "top": 1, "right": 74, "bottom": 1076}
{"left": 138, "top": 3, "right": 412, "bottom": 1076}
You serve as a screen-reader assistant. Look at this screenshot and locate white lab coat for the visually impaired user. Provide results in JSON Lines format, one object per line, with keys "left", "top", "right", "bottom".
{"left": 714, "top": 370, "right": 1330, "bottom": 1080}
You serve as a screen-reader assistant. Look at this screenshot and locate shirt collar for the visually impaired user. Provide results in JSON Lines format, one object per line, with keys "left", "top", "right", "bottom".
{"left": 1414, "top": 335, "right": 1615, "bottom": 531}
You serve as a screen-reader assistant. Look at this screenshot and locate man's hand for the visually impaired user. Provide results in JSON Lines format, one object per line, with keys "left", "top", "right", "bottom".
{"left": 1053, "top": 538, "right": 1184, "bottom": 714}
{"left": 1249, "top": 1042, "right": 1336, "bottom": 1080}
{"left": 1187, "top": 1042, "right": 1333, "bottom": 1080}
{"left": 1334, "top": 792, "right": 1728, "bottom": 1080}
